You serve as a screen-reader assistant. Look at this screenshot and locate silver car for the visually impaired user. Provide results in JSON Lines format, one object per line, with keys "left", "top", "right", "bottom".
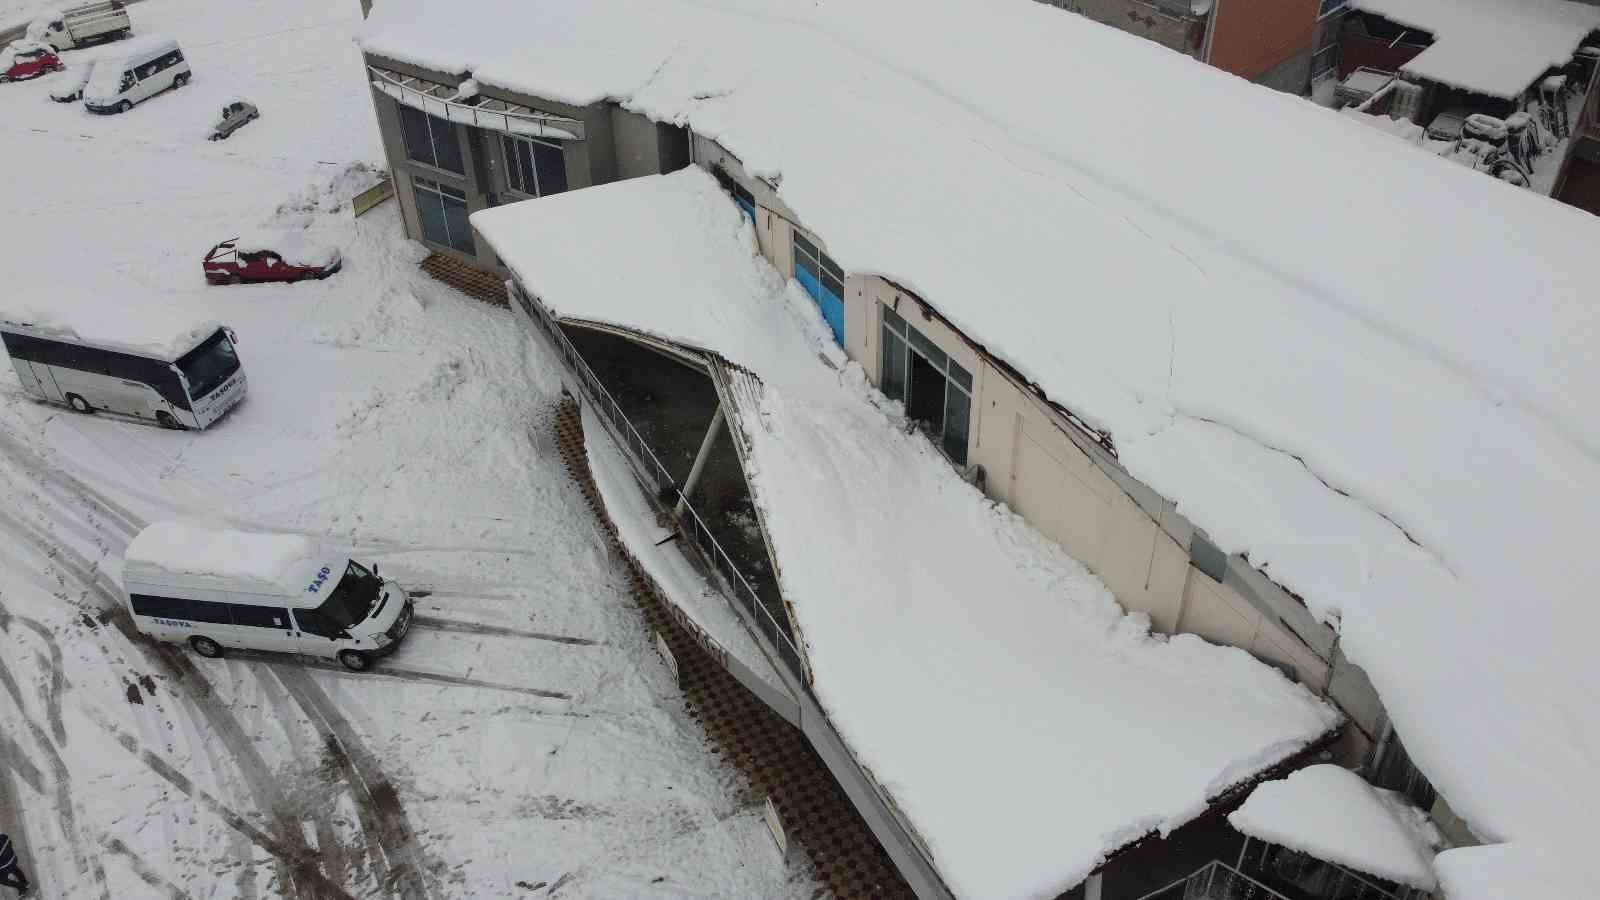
{"left": 208, "top": 99, "right": 258, "bottom": 141}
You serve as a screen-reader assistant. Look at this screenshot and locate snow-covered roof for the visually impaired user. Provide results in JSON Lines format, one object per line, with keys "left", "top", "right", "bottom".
{"left": 380, "top": 1, "right": 1600, "bottom": 896}
{"left": 472, "top": 169, "right": 1342, "bottom": 899}
{"left": 1229, "top": 765, "right": 1438, "bottom": 890}
{"left": 124, "top": 522, "right": 333, "bottom": 601}
{"left": 1, "top": 292, "right": 222, "bottom": 361}
{"left": 1351, "top": 0, "right": 1600, "bottom": 98}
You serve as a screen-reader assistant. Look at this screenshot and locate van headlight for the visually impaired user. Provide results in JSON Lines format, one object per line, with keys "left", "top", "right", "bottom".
{"left": 371, "top": 632, "right": 392, "bottom": 647}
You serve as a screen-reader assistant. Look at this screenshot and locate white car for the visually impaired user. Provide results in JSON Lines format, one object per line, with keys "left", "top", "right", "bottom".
{"left": 50, "top": 61, "right": 94, "bottom": 102}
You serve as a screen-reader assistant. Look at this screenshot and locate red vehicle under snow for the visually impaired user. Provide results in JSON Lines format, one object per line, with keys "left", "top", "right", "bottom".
{"left": 0, "top": 40, "right": 63, "bottom": 83}
{"left": 203, "top": 234, "right": 342, "bottom": 285}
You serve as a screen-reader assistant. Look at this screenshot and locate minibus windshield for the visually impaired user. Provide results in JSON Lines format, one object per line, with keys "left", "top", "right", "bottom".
{"left": 175, "top": 329, "right": 240, "bottom": 400}
{"left": 317, "top": 561, "right": 380, "bottom": 629}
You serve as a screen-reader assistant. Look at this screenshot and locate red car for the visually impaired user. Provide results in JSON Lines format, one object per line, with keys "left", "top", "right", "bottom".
{"left": 0, "top": 40, "right": 63, "bottom": 83}
{"left": 203, "top": 234, "right": 342, "bottom": 285}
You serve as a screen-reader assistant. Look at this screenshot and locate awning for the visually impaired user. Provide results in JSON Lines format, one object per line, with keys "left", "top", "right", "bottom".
{"left": 368, "top": 67, "right": 584, "bottom": 141}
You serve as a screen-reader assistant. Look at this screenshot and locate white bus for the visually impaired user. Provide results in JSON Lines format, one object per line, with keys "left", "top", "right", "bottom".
{"left": 124, "top": 523, "right": 416, "bottom": 671}
{"left": 1, "top": 318, "right": 247, "bottom": 429}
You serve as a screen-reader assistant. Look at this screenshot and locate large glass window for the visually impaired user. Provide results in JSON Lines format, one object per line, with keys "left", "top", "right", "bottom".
{"left": 501, "top": 135, "right": 568, "bottom": 197}
{"left": 880, "top": 304, "right": 973, "bottom": 466}
{"left": 397, "top": 103, "right": 464, "bottom": 174}
{"left": 413, "top": 176, "right": 475, "bottom": 254}
{"left": 130, "top": 594, "right": 190, "bottom": 619}
{"left": 792, "top": 232, "right": 846, "bottom": 345}
{"left": 175, "top": 330, "right": 239, "bottom": 402}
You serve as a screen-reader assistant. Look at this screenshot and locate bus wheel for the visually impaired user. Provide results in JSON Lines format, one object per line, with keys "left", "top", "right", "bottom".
{"left": 190, "top": 636, "right": 224, "bottom": 658}
{"left": 337, "top": 650, "right": 372, "bottom": 672}
{"left": 66, "top": 394, "right": 94, "bottom": 414}
{"left": 156, "top": 411, "right": 186, "bottom": 430}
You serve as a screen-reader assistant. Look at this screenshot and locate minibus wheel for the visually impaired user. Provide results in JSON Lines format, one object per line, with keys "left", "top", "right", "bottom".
{"left": 66, "top": 393, "right": 94, "bottom": 414}
{"left": 337, "top": 650, "right": 372, "bottom": 671}
{"left": 190, "top": 636, "right": 224, "bottom": 658}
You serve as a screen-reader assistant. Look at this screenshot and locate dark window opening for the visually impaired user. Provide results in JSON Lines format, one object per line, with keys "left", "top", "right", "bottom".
{"left": 501, "top": 135, "right": 567, "bottom": 197}
{"left": 397, "top": 103, "right": 464, "bottom": 174}
{"left": 129, "top": 594, "right": 189, "bottom": 619}
{"left": 879, "top": 304, "right": 972, "bottom": 466}
{"left": 186, "top": 599, "right": 234, "bottom": 625}
{"left": 228, "top": 604, "right": 290, "bottom": 629}
{"left": 413, "top": 176, "right": 475, "bottom": 254}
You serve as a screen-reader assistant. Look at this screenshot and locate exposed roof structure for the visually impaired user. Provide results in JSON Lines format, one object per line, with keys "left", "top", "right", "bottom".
{"left": 367, "top": 1, "right": 1600, "bottom": 896}
{"left": 472, "top": 169, "right": 1341, "bottom": 899}
{"left": 1351, "top": 0, "right": 1600, "bottom": 98}
{"left": 1229, "top": 764, "right": 1438, "bottom": 890}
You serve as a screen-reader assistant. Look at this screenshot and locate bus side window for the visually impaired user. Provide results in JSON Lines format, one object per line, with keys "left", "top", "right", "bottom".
{"left": 229, "top": 604, "right": 289, "bottom": 629}
{"left": 188, "top": 599, "right": 234, "bottom": 625}
{"left": 130, "top": 594, "right": 191, "bottom": 619}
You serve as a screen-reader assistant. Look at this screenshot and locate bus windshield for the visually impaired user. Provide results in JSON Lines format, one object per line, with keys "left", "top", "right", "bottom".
{"left": 175, "top": 329, "right": 239, "bottom": 401}
{"left": 316, "top": 561, "right": 380, "bottom": 629}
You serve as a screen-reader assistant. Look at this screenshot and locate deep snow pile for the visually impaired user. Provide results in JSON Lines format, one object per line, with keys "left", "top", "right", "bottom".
{"left": 1350, "top": 0, "right": 1600, "bottom": 98}
{"left": 367, "top": 1, "right": 1600, "bottom": 894}
{"left": 473, "top": 168, "right": 1342, "bottom": 899}
{"left": 1229, "top": 765, "right": 1438, "bottom": 890}
{"left": 0, "top": 0, "right": 820, "bottom": 896}
{"left": 124, "top": 521, "right": 320, "bottom": 595}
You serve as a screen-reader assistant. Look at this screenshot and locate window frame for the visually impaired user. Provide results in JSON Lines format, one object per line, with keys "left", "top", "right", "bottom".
{"left": 500, "top": 134, "right": 568, "bottom": 198}
{"left": 411, "top": 175, "right": 475, "bottom": 255}
{"left": 879, "top": 303, "right": 973, "bottom": 466}
{"left": 397, "top": 102, "right": 465, "bottom": 175}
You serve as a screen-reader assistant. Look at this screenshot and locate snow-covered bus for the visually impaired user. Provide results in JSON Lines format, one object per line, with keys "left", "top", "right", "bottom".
{"left": 1, "top": 317, "right": 247, "bottom": 429}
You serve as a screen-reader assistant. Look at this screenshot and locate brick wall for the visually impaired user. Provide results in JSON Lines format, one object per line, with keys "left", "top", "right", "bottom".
{"left": 1337, "top": 32, "right": 1427, "bottom": 79}
{"left": 1207, "top": 0, "right": 1318, "bottom": 81}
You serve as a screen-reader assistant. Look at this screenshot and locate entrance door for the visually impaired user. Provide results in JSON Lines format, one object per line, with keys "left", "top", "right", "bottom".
{"left": 792, "top": 232, "right": 845, "bottom": 345}
{"left": 22, "top": 361, "right": 64, "bottom": 402}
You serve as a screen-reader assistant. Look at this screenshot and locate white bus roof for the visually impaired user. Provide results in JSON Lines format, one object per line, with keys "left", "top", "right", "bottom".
{"left": 1, "top": 294, "right": 223, "bottom": 361}
{"left": 125, "top": 522, "right": 339, "bottom": 603}
{"left": 101, "top": 34, "right": 180, "bottom": 66}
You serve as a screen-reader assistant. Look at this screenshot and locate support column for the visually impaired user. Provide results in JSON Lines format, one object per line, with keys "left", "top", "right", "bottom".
{"left": 676, "top": 404, "right": 725, "bottom": 516}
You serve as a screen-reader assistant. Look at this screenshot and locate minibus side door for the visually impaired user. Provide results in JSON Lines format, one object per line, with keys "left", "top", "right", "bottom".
{"left": 227, "top": 600, "right": 302, "bottom": 655}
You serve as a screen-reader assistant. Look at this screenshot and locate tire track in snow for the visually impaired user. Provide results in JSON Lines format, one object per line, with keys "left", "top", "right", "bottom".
{"left": 273, "top": 667, "right": 438, "bottom": 900}
{"left": 82, "top": 705, "right": 360, "bottom": 900}
{"left": 103, "top": 836, "right": 197, "bottom": 900}
{"left": 411, "top": 615, "right": 602, "bottom": 647}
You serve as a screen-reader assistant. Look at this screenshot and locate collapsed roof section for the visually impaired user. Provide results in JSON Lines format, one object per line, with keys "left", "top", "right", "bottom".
{"left": 471, "top": 169, "right": 1340, "bottom": 899}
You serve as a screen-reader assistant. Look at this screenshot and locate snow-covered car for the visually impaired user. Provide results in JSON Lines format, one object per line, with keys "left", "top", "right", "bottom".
{"left": 0, "top": 40, "right": 64, "bottom": 83}
{"left": 208, "top": 99, "right": 259, "bottom": 141}
{"left": 1424, "top": 108, "right": 1470, "bottom": 144}
{"left": 50, "top": 61, "right": 94, "bottom": 102}
{"left": 203, "top": 233, "right": 342, "bottom": 285}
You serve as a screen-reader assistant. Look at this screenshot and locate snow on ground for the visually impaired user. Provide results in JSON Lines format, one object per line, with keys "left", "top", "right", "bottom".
{"left": 0, "top": 1, "right": 820, "bottom": 898}
{"left": 1229, "top": 765, "right": 1438, "bottom": 890}
{"left": 1350, "top": 0, "right": 1600, "bottom": 99}
{"left": 368, "top": 1, "right": 1600, "bottom": 894}
{"left": 474, "top": 168, "right": 1341, "bottom": 900}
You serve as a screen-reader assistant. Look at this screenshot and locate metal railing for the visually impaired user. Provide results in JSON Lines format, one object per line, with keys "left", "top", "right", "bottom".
{"left": 1133, "top": 856, "right": 1427, "bottom": 900}
{"left": 368, "top": 66, "right": 586, "bottom": 141}
{"left": 509, "top": 281, "right": 809, "bottom": 682}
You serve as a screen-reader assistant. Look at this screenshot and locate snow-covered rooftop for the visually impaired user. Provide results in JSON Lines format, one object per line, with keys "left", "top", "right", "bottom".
{"left": 1351, "top": 0, "right": 1600, "bottom": 98}
{"left": 125, "top": 522, "right": 328, "bottom": 600}
{"left": 1229, "top": 764, "right": 1437, "bottom": 890}
{"left": 472, "top": 169, "right": 1341, "bottom": 899}
{"left": 374, "top": 1, "right": 1600, "bottom": 895}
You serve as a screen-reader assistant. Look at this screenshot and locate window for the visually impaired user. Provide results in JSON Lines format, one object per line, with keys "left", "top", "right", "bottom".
{"left": 130, "top": 594, "right": 190, "bottom": 619}
{"left": 500, "top": 135, "right": 568, "bottom": 197}
{"left": 292, "top": 607, "right": 339, "bottom": 638}
{"left": 1317, "top": 0, "right": 1347, "bottom": 18}
{"left": 187, "top": 599, "right": 234, "bottom": 625}
{"left": 228, "top": 604, "right": 290, "bottom": 629}
{"left": 412, "top": 176, "right": 475, "bottom": 254}
{"left": 711, "top": 166, "right": 756, "bottom": 222}
{"left": 880, "top": 305, "right": 973, "bottom": 465}
{"left": 792, "top": 233, "right": 846, "bottom": 345}
{"left": 397, "top": 102, "right": 464, "bottom": 174}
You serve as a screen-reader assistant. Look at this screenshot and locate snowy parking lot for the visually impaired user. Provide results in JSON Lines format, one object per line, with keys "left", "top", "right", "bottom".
{"left": 0, "top": 1, "right": 816, "bottom": 897}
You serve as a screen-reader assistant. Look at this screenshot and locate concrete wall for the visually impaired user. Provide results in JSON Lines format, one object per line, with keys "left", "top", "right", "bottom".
{"left": 1037, "top": 0, "right": 1205, "bottom": 57}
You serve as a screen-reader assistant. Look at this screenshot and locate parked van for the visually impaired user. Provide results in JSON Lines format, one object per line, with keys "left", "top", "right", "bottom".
{"left": 124, "top": 523, "right": 415, "bottom": 671}
{"left": 84, "top": 35, "right": 188, "bottom": 114}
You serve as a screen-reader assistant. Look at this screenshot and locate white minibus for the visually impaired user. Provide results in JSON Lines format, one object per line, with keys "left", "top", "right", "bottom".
{"left": 2, "top": 318, "right": 246, "bottom": 429}
{"left": 84, "top": 35, "right": 189, "bottom": 114}
{"left": 124, "top": 523, "right": 415, "bottom": 671}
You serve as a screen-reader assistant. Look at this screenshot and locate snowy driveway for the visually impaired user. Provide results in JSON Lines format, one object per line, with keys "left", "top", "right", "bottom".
{"left": 0, "top": 1, "right": 813, "bottom": 897}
